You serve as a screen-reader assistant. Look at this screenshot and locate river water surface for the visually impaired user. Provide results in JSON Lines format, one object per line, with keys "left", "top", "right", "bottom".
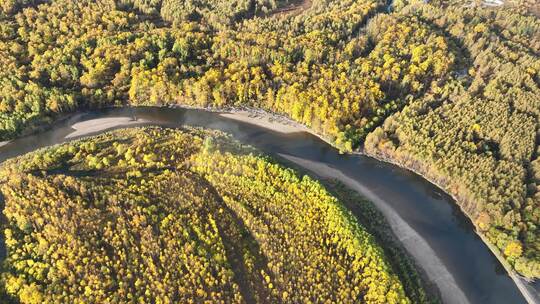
{"left": 0, "top": 107, "right": 537, "bottom": 304}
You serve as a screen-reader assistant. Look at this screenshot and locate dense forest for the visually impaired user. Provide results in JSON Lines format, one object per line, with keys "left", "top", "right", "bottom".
{"left": 365, "top": 0, "right": 540, "bottom": 278}
{"left": 0, "top": 0, "right": 455, "bottom": 149}
{"left": 0, "top": 0, "right": 538, "bottom": 279}
{"left": 0, "top": 127, "right": 433, "bottom": 303}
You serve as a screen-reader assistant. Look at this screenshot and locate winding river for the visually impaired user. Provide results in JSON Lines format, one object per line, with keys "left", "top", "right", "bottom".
{"left": 0, "top": 106, "right": 538, "bottom": 304}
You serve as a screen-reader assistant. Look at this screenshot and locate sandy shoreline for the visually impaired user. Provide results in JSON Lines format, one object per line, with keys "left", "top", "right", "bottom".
{"left": 65, "top": 117, "right": 150, "bottom": 139}
{"left": 220, "top": 111, "right": 308, "bottom": 134}
{"left": 0, "top": 141, "right": 11, "bottom": 148}
{"left": 174, "top": 105, "right": 339, "bottom": 146}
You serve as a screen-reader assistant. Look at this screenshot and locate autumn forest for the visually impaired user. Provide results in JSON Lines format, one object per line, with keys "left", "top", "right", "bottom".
{"left": 0, "top": 0, "right": 539, "bottom": 302}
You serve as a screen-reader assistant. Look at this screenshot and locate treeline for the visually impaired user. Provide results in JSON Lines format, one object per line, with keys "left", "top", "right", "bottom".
{"left": 365, "top": 0, "right": 540, "bottom": 278}
{"left": 0, "top": 127, "right": 432, "bottom": 303}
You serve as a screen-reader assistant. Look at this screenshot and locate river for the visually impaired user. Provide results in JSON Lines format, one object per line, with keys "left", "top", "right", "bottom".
{"left": 0, "top": 106, "right": 537, "bottom": 304}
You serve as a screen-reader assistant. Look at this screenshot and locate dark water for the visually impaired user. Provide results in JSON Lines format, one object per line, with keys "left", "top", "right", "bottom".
{"left": 0, "top": 107, "right": 536, "bottom": 303}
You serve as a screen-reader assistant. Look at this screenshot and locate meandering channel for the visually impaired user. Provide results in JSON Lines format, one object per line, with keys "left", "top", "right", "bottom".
{"left": 0, "top": 106, "right": 537, "bottom": 304}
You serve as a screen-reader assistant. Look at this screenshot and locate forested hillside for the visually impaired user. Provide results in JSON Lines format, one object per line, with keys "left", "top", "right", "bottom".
{"left": 365, "top": 0, "right": 540, "bottom": 278}
{"left": 0, "top": 127, "right": 431, "bottom": 303}
{"left": 0, "top": 0, "right": 456, "bottom": 149}
{"left": 0, "top": 0, "right": 538, "bottom": 279}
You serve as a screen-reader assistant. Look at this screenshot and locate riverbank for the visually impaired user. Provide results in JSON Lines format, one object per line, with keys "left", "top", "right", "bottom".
{"left": 220, "top": 110, "right": 308, "bottom": 134}
{"left": 173, "top": 105, "right": 341, "bottom": 147}
{"left": 364, "top": 150, "right": 539, "bottom": 304}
